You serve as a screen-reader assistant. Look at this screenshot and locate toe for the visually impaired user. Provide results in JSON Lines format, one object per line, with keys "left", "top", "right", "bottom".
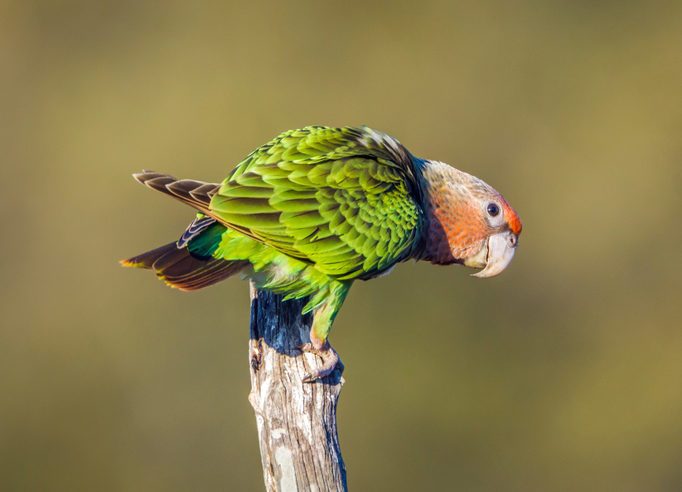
{"left": 302, "top": 348, "right": 339, "bottom": 383}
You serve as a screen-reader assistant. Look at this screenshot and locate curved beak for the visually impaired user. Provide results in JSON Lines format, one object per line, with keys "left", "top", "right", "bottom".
{"left": 471, "top": 231, "right": 518, "bottom": 278}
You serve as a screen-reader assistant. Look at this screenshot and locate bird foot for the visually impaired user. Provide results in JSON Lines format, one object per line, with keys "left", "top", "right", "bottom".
{"left": 299, "top": 342, "right": 341, "bottom": 383}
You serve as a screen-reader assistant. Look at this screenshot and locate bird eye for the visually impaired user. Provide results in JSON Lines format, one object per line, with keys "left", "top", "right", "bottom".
{"left": 487, "top": 203, "right": 500, "bottom": 217}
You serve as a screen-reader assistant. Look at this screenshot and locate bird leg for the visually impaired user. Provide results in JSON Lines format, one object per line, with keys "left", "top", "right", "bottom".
{"left": 299, "top": 282, "right": 349, "bottom": 382}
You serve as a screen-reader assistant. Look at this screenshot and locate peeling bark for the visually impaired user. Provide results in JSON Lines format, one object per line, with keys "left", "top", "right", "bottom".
{"left": 248, "top": 283, "right": 347, "bottom": 492}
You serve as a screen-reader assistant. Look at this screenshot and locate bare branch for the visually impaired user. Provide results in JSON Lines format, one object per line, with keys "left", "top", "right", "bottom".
{"left": 248, "top": 283, "right": 347, "bottom": 492}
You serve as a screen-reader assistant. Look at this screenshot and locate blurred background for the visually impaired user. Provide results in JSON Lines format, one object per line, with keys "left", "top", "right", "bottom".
{"left": 1, "top": 0, "right": 681, "bottom": 490}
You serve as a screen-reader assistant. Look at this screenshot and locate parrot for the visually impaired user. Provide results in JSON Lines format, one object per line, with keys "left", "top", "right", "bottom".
{"left": 121, "top": 126, "right": 522, "bottom": 381}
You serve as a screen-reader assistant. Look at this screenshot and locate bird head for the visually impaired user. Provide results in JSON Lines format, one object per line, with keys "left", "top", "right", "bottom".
{"left": 420, "top": 161, "right": 522, "bottom": 278}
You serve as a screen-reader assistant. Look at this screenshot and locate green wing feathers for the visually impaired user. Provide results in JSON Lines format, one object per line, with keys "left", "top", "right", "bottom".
{"left": 210, "top": 126, "right": 423, "bottom": 280}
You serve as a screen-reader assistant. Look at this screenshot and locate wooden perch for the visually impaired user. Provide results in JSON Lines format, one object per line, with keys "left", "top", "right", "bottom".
{"left": 248, "top": 283, "right": 347, "bottom": 492}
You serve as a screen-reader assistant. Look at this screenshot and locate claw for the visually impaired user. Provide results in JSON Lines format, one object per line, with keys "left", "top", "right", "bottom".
{"left": 299, "top": 342, "right": 341, "bottom": 383}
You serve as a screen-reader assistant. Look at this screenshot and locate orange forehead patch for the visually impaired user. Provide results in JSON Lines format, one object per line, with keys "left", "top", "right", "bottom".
{"left": 503, "top": 203, "right": 523, "bottom": 235}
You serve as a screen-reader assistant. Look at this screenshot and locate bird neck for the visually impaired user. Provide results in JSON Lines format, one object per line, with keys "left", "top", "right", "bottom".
{"left": 416, "top": 160, "right": 479, "bottom": 265}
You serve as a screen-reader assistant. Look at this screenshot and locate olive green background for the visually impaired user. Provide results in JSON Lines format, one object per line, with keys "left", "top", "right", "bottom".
{"left": 1, "top": 1, "right": 680, "bottom": 490}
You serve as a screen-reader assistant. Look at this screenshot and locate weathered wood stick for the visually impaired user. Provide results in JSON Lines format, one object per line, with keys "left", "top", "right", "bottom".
{"left": 248, "top": 283, "right": 347, "bottom": 492}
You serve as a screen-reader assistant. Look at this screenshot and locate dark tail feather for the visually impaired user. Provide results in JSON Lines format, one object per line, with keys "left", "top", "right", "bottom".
{"left": 132, "top": 171, "right": 220, "bottom": 216}
{"left": 120, "top": 242, "right": 248, "bottom": 291}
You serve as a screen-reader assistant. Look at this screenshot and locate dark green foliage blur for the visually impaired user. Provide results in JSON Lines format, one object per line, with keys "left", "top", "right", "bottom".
{"left": 1, "top": 1, "right": 680, "bottom": 490}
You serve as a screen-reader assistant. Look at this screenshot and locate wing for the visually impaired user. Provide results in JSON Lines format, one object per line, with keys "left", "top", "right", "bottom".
{"left": 209, "top": 126, "right": 424, "bottom": 280}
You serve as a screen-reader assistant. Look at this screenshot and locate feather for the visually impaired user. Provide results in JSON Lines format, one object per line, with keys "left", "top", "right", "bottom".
{"left": 120, "top": 241, "right": 248, "bottom": 291}
{"left": 177, "top": 215, "right": 216, "bottom": 248}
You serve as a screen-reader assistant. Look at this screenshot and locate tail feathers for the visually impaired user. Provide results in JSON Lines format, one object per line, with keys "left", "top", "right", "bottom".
{"left": 133, "top": 171, "right": 220, "bottom": 216}
{"left": 120, "top": 242, "right": 248, "bottom": 291}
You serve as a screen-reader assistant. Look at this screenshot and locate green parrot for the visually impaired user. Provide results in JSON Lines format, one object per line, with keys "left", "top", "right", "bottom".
{"left": 122, "top": 126, "right": 522, "bottom": 381}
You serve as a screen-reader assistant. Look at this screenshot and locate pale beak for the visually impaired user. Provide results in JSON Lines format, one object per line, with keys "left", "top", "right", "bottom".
{"left": 471, "top": 231, "right": 518, "bottom": 278}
